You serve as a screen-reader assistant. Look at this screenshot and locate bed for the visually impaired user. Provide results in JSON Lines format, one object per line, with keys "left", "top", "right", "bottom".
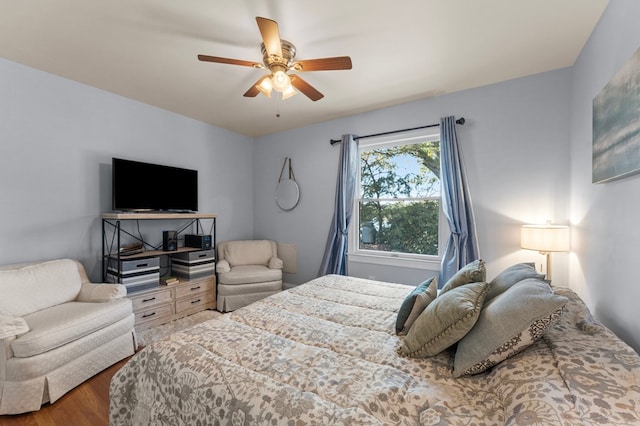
{"left": 110, "top": 273, "right": 640, "bottom": 425}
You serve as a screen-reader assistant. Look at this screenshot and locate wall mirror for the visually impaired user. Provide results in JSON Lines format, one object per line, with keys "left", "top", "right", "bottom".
{"left": 275, "top": 157, "right": 300, "bottom": 211}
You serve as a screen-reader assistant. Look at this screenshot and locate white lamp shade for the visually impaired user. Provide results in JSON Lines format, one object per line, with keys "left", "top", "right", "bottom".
{"left": 272, "top": 70, "right": 291, "bottom": 92}
{"left": 256, "top": 77, "right": 273, "bottom": 97}
{"left": 521, "top": 224, "right": 570, "bottom": 253}
{"left": 281, "top": 85, "right": 297, "bottom": 99}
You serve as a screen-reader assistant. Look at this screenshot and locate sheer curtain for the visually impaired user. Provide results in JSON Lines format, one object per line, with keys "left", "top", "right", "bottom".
{"left": 439, "top": 116, "right": 479, "bottom": 285}
{"left": 318, "top": 134, "right": 358, "bottom": 276}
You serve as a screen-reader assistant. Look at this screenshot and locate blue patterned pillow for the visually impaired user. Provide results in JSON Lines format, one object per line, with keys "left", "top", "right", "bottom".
{"left": 453, "top": 278, "right": 567, "bottom": 377}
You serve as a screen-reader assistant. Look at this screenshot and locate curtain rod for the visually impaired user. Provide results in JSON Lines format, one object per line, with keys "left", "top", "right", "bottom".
{"left": 329, "top": 117, "right": 465, "bottom": 145}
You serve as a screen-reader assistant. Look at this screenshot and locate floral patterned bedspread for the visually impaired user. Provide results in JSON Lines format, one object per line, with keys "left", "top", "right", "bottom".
{"left": 110, "top": 275, "right": 640, "bottom": 425}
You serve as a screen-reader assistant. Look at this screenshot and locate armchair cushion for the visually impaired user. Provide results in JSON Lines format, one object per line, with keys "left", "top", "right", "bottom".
{"left": 0, "top": 259, "right": 82, "bottom": 317}
{"left": 12, "top": 298, "right": 133, "bottom": 358}
{"left": 76, "top": 282, "right": 126, "bottom": 302}
{"left": 218, "top": 265, "right": 282, "bottom": 285}
{"left": 0, "top": 314, "right": 29, "bottom": 340}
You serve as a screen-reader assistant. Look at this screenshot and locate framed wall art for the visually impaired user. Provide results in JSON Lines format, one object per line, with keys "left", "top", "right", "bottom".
{"left": 592, "top": 46, "right": 640, "bottom": 183}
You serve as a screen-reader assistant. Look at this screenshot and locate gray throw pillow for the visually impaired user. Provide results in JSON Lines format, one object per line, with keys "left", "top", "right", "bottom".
{"left": 395, "top": 277, "right": 438, "bottom": 335}
{"left": 399, "top": 281, "right": 489, "bottom": 358}
{"left": 485, "top": 262, "right": 545, "bottom": 301}
{"left": 453, "top": 278, "right": 568, "bottom": 377}
{"left": 440, "top": 259, "right": 486, "bottom": 294}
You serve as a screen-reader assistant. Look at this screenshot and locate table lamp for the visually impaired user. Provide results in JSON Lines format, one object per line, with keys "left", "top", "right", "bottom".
{"left": 520, "top": 223, "right": 570, "bottom": 280}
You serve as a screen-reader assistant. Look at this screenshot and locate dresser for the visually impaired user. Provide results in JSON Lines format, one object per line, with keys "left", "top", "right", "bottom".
{"left": 128, "top": 275, "right": 216, "bottom": 331}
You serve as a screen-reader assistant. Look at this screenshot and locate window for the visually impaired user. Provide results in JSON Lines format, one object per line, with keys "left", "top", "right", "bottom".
{"left": 349, "top": 129, "right": 445, "bottom": 269}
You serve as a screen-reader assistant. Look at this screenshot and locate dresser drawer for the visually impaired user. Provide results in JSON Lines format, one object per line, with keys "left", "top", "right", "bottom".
{"left": 174, "top": 278, "right": 215, "bottom": 299}
{"left": 130, "top": 287, "right": 172, "bottom": 311}
{"left": 134, "top": 303, "right": 173, "bottom": 325}
{"left": 175, "top": 292, "right": 215, "bottom": 314}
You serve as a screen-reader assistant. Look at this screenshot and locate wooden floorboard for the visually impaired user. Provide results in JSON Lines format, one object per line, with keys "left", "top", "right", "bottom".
{"left": 0, "top": 357, "right": 130, "bottom": 426}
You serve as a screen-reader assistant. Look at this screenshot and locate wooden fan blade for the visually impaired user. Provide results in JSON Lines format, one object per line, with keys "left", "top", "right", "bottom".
{"left": 289, "top": 74, "right": 324, "bottom": 101}
{"left": 256, "top": 17, "right": 282, "bottom": 58}
{"left": 294, "top": 56, "right": 352, "bottom": 71}
{"left": 197, "top": 54, "right": 261, "bottom": 68}
{"left": 243, "top": 75, "right": 270, "bottom": 97}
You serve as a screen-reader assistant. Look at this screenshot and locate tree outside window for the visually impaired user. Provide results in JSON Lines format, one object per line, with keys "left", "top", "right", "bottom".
{"left": 357, "top": 138, "right": 441, "bottom": 257}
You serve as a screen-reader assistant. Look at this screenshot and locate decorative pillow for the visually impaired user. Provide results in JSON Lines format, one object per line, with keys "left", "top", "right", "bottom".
{"left": 453, "top": 278, "right": 568, "bottom": 377}
{"left": 395, "top": 277, "right": 438, "bottom": 335}
{"left": 485, "top": 262, "right": 545, "bottom": 301}
{"left": 399, "top": 281, "right": 489, "bottom": 358}
{"left": 439, "top": 259, "right": 486, "bottom": 294}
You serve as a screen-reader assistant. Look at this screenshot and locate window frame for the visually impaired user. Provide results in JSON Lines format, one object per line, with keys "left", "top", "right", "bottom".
{"left": 348, "top": 128, "right": 447, "bottom": 270}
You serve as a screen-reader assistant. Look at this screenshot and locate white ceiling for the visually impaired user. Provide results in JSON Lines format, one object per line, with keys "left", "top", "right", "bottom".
{"left": 0, "top": 1, "right": 608, "bottom": 137}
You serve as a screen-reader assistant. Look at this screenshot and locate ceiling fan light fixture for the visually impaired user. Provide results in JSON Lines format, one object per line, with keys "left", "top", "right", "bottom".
{"left": 199, "top": 17, "right": 351, "bottom": 102}
{"left": 272, "top": 70, "right": 291, "bottom": 92}
{"left": 257, "top": 77, "right": 273, "bottom": 97}
{"left": 281, "top": 85, "right": 297, "bottom": 100}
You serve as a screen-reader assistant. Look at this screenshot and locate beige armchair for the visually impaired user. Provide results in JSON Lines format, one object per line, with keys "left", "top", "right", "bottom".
{"left": 216, "top": 240, "right": 283, "bottom": 312}
{"left": 0, "top": 259, "right": 136, "bottom": 414}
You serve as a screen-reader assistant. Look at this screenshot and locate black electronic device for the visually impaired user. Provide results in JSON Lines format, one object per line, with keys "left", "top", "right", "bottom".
{"left": 185, "top": 234, "right": 212, "bottom": 250}
{"left": 163, "top": 230, "right": 178, "bottom": 251}
{"left": 112, "top": 157, "right": 198, "bottom": 212}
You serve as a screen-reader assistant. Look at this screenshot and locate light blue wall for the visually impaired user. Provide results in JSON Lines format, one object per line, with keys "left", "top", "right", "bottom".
{"left": 254, "top": 68, "right": 573, "bottom": 286}
{"left": 0, "top": 58, "right": 255, "bottom": 280}
{"left": 569, "top": 0, "right": 640, "bottom": 353}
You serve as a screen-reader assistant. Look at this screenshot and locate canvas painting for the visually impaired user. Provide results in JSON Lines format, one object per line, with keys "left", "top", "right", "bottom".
{"left": 592, "top": 46, "right": 640, "bottom": 183}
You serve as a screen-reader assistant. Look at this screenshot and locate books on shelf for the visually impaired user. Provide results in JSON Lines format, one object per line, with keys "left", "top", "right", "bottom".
{"left": 119, "top": 242, "right": 144, "bottom": 257}
{"left": 161, "top": 276, "right": 180, "bottom": 286}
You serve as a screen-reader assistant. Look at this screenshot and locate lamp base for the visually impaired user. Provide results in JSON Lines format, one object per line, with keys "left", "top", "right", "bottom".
{"left": 542, "top": 251, "right": 551, "bottom": 281}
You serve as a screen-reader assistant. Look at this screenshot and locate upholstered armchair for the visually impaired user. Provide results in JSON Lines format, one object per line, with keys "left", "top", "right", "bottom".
{"left": 0, "top": 259, "right": 136, "bottom": 414}
{"left": 216, "top": 240, "right": 283, "bottom": 312}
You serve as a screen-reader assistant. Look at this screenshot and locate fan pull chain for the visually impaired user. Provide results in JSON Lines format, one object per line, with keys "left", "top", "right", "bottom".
{"left": 276, "top": 92, "right": 281, "bottom": 118}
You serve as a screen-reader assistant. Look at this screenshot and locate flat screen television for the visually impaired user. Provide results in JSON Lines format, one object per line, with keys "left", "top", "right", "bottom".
{"left": 112, "top": 157, "right": 198, "bottom": 212}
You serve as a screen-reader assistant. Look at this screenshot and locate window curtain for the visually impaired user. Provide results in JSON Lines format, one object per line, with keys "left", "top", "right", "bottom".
{"left": 318, "top": 134, "right": 359, "bottom": 276}
{"left": 439, "top": 116, "right": 479, "bottom": 285}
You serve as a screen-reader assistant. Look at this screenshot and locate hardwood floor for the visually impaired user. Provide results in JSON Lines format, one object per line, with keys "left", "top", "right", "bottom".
{"left": 0, "top": 357, "right": 130, "bottom": 426}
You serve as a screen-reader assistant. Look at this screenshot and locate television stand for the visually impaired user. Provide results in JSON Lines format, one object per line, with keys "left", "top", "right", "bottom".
{"left": 101, "top": 212, "right": 216, "bottom": 280}
{"left": 101, "top": 212, "right": 218, "bottom": 327}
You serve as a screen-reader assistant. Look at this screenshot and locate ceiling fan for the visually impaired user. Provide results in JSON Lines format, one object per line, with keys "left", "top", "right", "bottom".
{"left": 197, "top": 17, "right": 352, "bottom": 101}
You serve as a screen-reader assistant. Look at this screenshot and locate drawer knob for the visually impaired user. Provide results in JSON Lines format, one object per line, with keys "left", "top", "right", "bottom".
{"left": 191, "top": 299, "right": 201, "bottom": 304}
{"left": 142, "top": 312, "right": 156, "bottom": 318}
{"left": 142, "top": 297, "right": 156, "bottom": 302}
{"left": 190, "top": 286, "right": 201, "bottom": 291}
